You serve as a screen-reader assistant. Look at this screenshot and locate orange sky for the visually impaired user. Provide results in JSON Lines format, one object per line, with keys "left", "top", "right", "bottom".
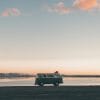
{"left": 0, "top": 59, "right": 100, "bottom": 75}
{"left": 0, "top": 0, "right": 100, "bottom": 75}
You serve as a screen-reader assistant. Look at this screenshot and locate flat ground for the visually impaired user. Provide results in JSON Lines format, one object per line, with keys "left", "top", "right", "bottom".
{"left": 0, "top": 86, "right": 100, "bottom": 100}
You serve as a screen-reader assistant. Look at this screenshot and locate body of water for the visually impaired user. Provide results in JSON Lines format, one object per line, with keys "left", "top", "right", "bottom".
{"left": 0, "top": 77, "right": 100, "bottom": 87}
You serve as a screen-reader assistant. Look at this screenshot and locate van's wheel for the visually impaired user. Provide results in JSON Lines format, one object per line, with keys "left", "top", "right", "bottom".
{"left": 53, "top": 83, "right": 59, "bottom": 86}
{"left": 39, "top": 83, "right": 44, "bottom": 87}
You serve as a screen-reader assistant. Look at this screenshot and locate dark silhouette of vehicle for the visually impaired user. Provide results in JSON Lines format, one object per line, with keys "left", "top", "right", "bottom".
{"left": 35, "top": 72, "right": 63, "bottom": 86}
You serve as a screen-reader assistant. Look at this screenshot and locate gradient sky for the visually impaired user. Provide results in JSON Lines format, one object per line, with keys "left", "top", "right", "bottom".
{"left": 0, "top": 0, "right": 100, "bottom": 74}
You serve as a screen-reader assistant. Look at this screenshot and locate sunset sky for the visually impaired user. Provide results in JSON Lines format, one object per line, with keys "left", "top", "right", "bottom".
{"left": 0, "top": 0, "right": 100, "bottom": 75}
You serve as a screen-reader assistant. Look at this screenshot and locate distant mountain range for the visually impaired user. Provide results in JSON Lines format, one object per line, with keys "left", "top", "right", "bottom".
{"left": 1, "top": 73, "right": 100, "bottom": 78}
{"left": 62, "top": 75, "right": 100, "bottom": 77}
{"left": 0, "top": 73, "right": 35, "bottom": 78}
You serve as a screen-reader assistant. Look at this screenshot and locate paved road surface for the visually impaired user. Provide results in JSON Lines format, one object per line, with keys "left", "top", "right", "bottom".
{"left": 0, "top": 86, "right": 100, "bottom": 100}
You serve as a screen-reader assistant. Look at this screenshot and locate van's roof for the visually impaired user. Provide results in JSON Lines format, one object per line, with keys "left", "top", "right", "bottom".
{"left": 37, "top": 73, "right": 55, "bottom": 75}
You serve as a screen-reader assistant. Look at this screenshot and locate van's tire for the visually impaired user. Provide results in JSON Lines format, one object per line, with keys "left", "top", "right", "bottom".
{"left": 39, "top": 83, "right": 44, "bottom": 87}
{"left": 53, "top": 83, "right": 59, "bottom": 86}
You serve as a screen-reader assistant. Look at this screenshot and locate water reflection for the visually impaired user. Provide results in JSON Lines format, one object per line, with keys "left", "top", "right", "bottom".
{"left": 0, "top": 77, "right": 34, "bottom": 86}
{"left": 1, "top": 77, "right": 100, "bottom": 86}
{"left": 63, "top": 77, "right": 100, "bottom": 86}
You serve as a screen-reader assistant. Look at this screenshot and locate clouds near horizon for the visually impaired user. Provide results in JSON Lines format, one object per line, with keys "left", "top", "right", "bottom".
{"left": 0, "top": 0, "right": 100, "bottom": 17}
{"left": 74, "top": 0, "right": 99, "bottom": 11}
{"left": 46, "top": 2, "right": 70, "bottom": 15}
{"left": 1, "top": 8, "right": 21, "bottom": 17}
{"left": 45, "top": 0, "right": 100, "bottom": 15}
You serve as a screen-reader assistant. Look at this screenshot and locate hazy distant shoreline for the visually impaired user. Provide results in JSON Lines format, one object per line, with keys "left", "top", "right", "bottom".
{"left": 62, "top": 75, "right": 100, "bottom": 77}
{"left": 0, "top": 73, "right": 34, "bottom": 79}
{"left": 1, "top": 73, "right": 100, "bottom": 79}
